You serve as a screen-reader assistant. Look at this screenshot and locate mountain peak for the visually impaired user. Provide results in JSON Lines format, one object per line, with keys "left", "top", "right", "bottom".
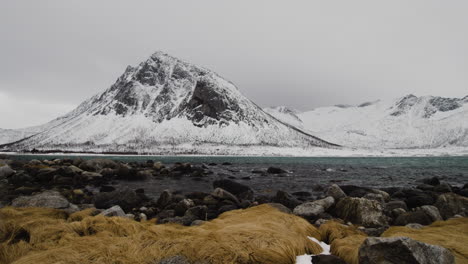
{"left": 2, "top": 52, "right": 336, "bottom": 153}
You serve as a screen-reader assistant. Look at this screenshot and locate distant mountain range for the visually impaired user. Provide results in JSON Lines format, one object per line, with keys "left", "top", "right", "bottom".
{"left": 0, "top": 52, "right": 336, "bottom": 154}
{"left": 266, "top": 95, "right": 468, "bottom": 149}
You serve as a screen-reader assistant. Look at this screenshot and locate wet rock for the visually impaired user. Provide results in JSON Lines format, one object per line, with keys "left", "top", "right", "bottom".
{"left": 81, "top": 171, "right": 103, "bottom": 181}
{"left": 335, "top": 197, "right": 388, "bottom": 227}
{"left": 62, "top": 165, "right": 83, "bottom": 176}
{"left": 417, "top": 205, "right": 442, "bottom": 221}
{"left": 385, "top": 200, "right": 408, "bottom": 212}
{"left": 293, "top": 196, "right": 335, "bottom": 220}
{"left": 326, "top": 184, "right": 347, "bottom": 201}
{"left": 94, "top": 188, "right": 145, "bottom": 211}
{"left": 395, "top": 210, "right": 436, "bottom": 226}
{"left": 13, "top": 186, "right": 41, "bottom": 195}
{"left": 185, "top": 191, "right": 209, "bottom": 200}
{"left": 79, "top": 159, "right": 118, "bottom": 172}
{"left": 35, "top": 168, "right": 57, "bottom": 182}
{"left": 190, "top": 220, "right": 205, "bottom": 226}
{"left": 185, "top": 205, "right": 208, "bottom": 220}
{"left": 391, "top": 208, "right": 407, "bottom": 219}
{"left": 340, "top": 185, "right": 374, "bottom": 197}
{"left": 153, "top": 161, "right": 164, "bottom": 170}
{"left": 99, "top": 205, "right": 126, "bottom": 217}
{"left": 12, "top": 190, "right": 79, "bottom": 213}
{"left": 421, "top": 176, "right": 441, "bottom": 186}
{"left": 273, "top": 190, "right": 301, "bottom": 209}
{"left": 405, "top": 223, "right": 424, "bottom": 229}
{"left": 404, "top": 192, "right": 435, "bottom": 209}
{"left": 312, "top": 254, "right": 347, "bottom": 264}
{"left": 266, "top": 167, "right": 287, "bottom": 174}
{"left": 359, "top": 236, "right": 454, "bottom": 264}
{"left": 363, "top": 193, "right": 386, "bottom": 204}
{"left": 434, "top": 182, "right": 452, "bottom": 193}
{"left": 434, "top": 193, "right": 468, "bottom": 219}
{"left": 211, "top": 188, "right": 240, "bottom": 205}
{"left": 156, "top": 190, "right": 173, "bottom": 209}
{"left": 8, "top": 171, "right": 33, "bottom": 185}
{"left": 0, "top": 165, "right": 15, "bottom": 179}
{"left": 100, "top": 185, "right": 116, "bottom": 192}
{"left": 136, "top": 170, "right": 153, "bottom": 180}
{"left": 417, "top": 184, "right": 435, "bottom": 191}
{"left": 266, "top": 203, "right": 292, "bottom": 214}
{"left": 212, "top": 179, "right": 252, "bottom": 197}
{"left": 218, "top": 204, "right": 238, "bottom": 214}
{"left": 360, "top": 226, "right": 388, "bottom": 237}
{"left": 157, "top": 209, "right": 175, "bottom": 219}
{"left": 174, "top": 199, "right": 195, "bottom": 216}
{"left": 458, "top": 188, "right": 468, "bottom": 198}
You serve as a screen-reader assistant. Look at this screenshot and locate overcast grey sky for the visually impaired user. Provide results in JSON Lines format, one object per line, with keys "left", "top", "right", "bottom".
{"left": 1, "top": 0, "right": 467, "bottom": 128}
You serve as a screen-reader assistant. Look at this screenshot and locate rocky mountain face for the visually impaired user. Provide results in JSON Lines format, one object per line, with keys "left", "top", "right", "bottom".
{"left": 1, "top": 52, "right": 336, "bottom": 154}
{"left": 268, "top": 95, "right": 468, "bottom": 149}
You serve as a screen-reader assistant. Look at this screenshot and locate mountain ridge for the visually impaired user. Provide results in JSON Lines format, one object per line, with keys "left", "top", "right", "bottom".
{"left": 1, "top": 51, "right": 337, "bottom": 154}
{"left": 266, "top": 94, "right": 468, "bottom": 149}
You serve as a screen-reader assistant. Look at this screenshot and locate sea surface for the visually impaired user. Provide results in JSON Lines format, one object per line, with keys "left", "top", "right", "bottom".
{"left": 5, "top": 154, "right": 468, "bottom": 199}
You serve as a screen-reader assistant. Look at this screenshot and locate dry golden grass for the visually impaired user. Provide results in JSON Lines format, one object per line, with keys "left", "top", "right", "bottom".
{"left": 383, "top": 217, "right": 468, "bottom": 264}
{"left": 318, "top": 221, "right": 367, "bottom": 264}
{"left": 0, "top": 204, "right": 323, "bottom": 264}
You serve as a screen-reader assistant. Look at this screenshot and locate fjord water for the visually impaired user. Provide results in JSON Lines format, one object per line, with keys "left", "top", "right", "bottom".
{"left": 8, "top": 154, "right": 468, "bottom": 199}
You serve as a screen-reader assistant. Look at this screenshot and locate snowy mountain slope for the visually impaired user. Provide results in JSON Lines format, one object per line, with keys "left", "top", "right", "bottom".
{"left": 2, "top": 52, "right": 337, "bottom": 153}
{"left": 0, "top": 128, "right": 37, "bottom": 145}
{"left": 295, "top": 95, "right": 468, "bottom": 149}
{"left": 263, "top": 106, "right": 304, "bottom": 129}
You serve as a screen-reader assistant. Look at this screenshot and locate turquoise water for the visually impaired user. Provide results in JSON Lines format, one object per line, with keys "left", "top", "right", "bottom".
{"left": 5, "top": 154, "right": 468, "bottom": 168}
{"left": 4, "top": 154, "right": 468, "bottom": 198}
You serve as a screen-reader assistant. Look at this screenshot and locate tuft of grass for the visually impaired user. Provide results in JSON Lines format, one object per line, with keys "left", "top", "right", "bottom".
{"left": 0, "top": 204, "right": 323, "bottom": 264}
{"left": 383, "top": 217, "right": 468, "bottom": 264}
{"left": 319, "top": 221, "right": 367, "bottom": 264}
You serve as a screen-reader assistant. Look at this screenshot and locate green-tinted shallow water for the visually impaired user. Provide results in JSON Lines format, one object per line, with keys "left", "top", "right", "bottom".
{"left": 5, "top": 154, "right": 468, "bottom": 167}
{"left": 4, "top": 154, "right": 468, "bottom": 198}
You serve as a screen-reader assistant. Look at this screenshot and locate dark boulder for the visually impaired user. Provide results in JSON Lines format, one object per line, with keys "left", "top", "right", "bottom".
{"left": 273, "top": 190, "right": 301, "bottom": 209}
{"left": 312, "top": 255, "right": 347, "bottom": 264}
{"left": 213, "top": 179, "right": 252, "bottom": 196}
{"left": 359, "top": 237, "right": 454, "bottom": 264}
{"left": 266, "top": 167, "right": 287, "bottom": 174}
{"left": 94, "top": 188, "right": 145, "bottom": 211}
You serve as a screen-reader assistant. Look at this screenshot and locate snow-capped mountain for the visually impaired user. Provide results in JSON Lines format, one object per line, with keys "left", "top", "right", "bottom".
{"left": 268, "top": 95, "right": 468, "bottom": 149}
{"left": 1, "top": 52, "right": 336, "bottom": 154}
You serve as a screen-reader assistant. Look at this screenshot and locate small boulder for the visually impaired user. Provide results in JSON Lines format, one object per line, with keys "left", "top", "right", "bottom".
{"left": 421, "top": 176, "right": 440, "bottom": 186}
{"left": 211, "top": 188, "right": 240, "bottom": 205}
{"left": 312, "top": 254, "right": 347, "bottom": 264}
{"left": 359, "top": 236, "right": 454, "bottom": 264}
{"left": 81, "top": 171, "right": 103, "bottom": 181}
{"left": 293, "top": 196, "right": 335, "bottom": 220}
{"left": 273, "top": 190, "right": 301, "bottom": 209}
{"left": 434, "top": 193, "right": 468, "bottom": 219}
{"left": 12, "top": 190, "right": 78, "bottom": 213}
{"left": 0, "top": 165, "right": 15, "bottom": 179}
{"left": 156, "top": 190, "right": 173, "bottom": 209}
{"left": 212, "top": 179, "right": 252, "bottom": 196}
{"left": 434, "top": 183, "right": 453, "bottom": 193}
{"left": 326, "top": 184, "right": 347, "bottom": 201}
{"left": 335, "top": 197, "right": 388, "bottom": 227}
{"left": 94, "top": 188, "right": 145, "bottom": 212}
{"left": 266, "top": 167, "right": 288, "bottom": 174}
{"left": 99, "top": 205, "right": 126, "bottom": 217}
{"left": 79, "top": 158, "right": 118, "bottom": 172}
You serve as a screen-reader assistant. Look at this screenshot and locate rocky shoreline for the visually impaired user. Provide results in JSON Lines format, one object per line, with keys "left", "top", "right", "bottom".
{"left": 1, "top": 157, "right": 467, "bottom": 263}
